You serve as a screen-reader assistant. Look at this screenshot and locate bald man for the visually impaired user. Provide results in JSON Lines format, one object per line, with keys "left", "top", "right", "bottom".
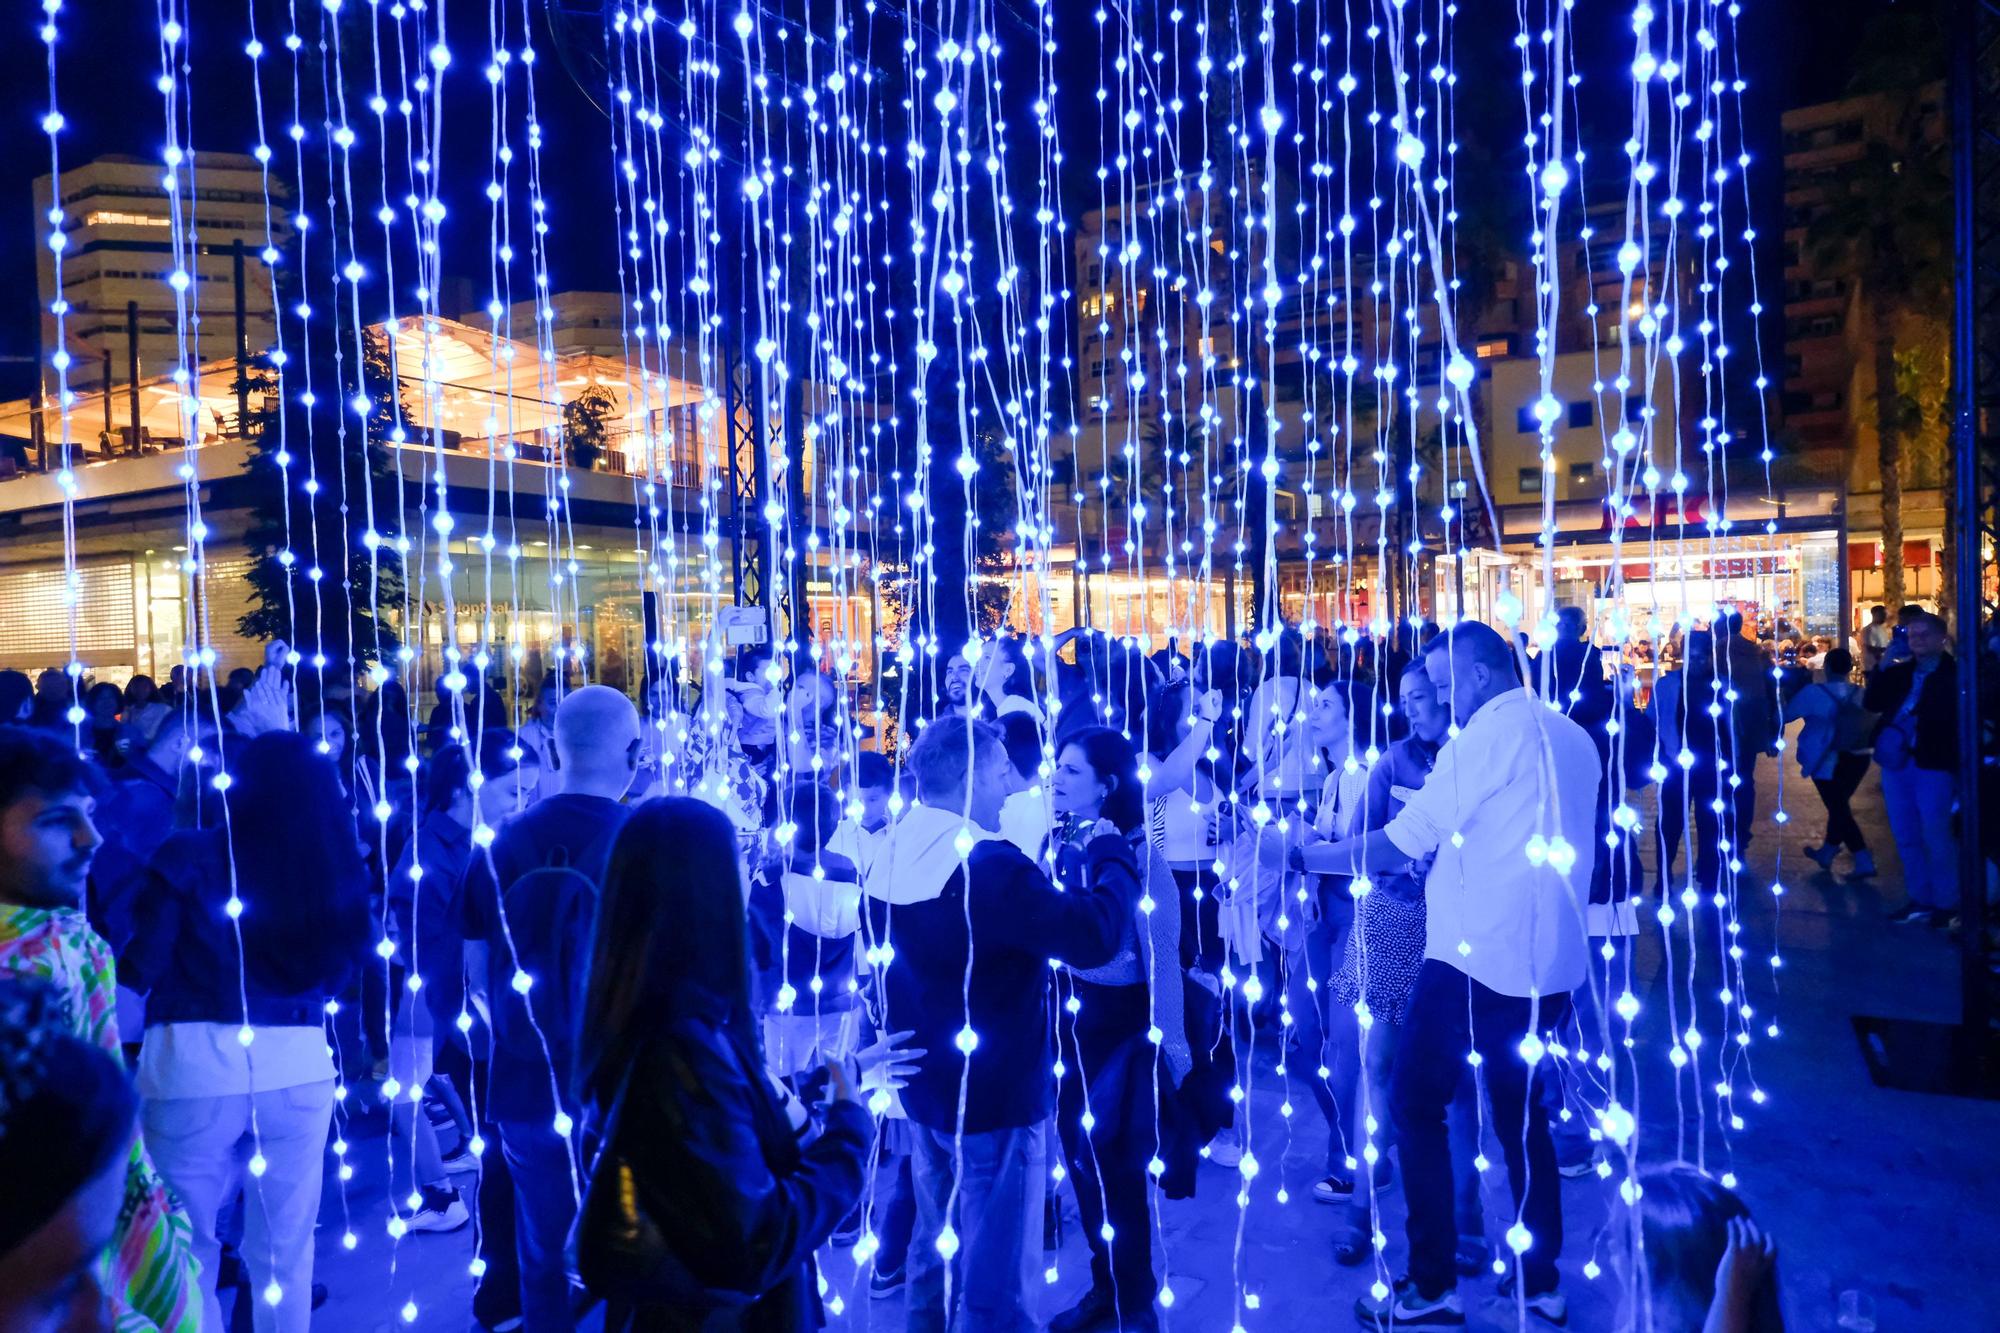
{"left": 459, "top": 683, "right": 639, "bottom": 1331}
{"left": 1320, "top": 621, "right": 1600, "bottom": 1330}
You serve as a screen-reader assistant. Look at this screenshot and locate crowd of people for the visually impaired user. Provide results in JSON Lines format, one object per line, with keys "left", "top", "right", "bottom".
{"left": 15, "top": 594, "right": 1954, "bottom": 1332}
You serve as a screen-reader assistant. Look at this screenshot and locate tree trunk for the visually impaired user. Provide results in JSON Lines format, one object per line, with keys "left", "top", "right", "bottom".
{"left": 1874, "top": 331, "right": 1906, "bottom": 610}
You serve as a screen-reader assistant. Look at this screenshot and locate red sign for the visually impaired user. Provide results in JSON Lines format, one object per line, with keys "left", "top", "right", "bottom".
{"left": 1601, "top": 495, "right": 1708, "bottom": 532}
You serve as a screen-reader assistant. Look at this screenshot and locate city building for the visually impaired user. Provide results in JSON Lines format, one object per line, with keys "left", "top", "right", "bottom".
{"left": 0, "top": 292, "right": 882, "bottom": 688}
{"left": 32, "top": 153, "right": 289, "bottom": 413}
{"left": 1780, "top": 85, "right": 1949, "bottom": 609}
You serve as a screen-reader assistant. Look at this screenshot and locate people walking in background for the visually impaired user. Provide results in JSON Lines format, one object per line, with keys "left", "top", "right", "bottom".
{"left": 572, "top": 796, "right": 872, "bottom": 1330}
{"left": 1864, "top": 612, "right": 1961, "bottom": 925}
{"left": 1788, "top": 648, "right": 1878, "bottom": 877}
{"left": 1860, "top": 605, "right": 1892, "bottom": 680}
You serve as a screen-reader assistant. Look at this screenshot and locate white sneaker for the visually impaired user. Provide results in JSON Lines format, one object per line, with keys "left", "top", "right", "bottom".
{"left": 1206, "top": 1129, "right": 1242, "bottom": 1168}
{"left": 405, "top": 1187, "right": 469, "bottom": 1233}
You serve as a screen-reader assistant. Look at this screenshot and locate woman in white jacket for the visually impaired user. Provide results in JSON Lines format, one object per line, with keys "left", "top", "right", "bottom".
{"left": 1787, "top": 647, "right": 1877, "bottom": 876}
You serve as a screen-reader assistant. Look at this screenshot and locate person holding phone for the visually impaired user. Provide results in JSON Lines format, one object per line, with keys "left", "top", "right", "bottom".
{"left": 574, "top": 795, "right": 874, "bottom": 1331}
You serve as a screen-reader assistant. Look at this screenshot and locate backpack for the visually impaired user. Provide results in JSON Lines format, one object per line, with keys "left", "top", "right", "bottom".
{"left": 499, "top": 816, "right": 626, "bottom": 1085}
{"left": 1830, "top": 692, "right": 1879, "bottom": 756}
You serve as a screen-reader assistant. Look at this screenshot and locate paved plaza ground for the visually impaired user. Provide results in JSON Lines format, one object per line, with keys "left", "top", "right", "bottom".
{"left": 298, "top": 728, "right": 2000, "bottom": 1331}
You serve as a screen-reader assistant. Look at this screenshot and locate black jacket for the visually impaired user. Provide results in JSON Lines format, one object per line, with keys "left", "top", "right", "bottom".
{"left": 122, "top": 828, "right": 367, "bottom": 1029}
{"left": 862, "top": 834, "right": 1136, "bottom": 1135}
{"left": 1863, "top": 653, "right": 1958, "bottom": 772}
{"left": 583, "top": 1012, "right": 870, "bottom": 1332}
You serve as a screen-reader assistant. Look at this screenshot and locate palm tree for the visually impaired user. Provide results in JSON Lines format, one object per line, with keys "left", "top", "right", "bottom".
{"left": 1806, "top": 9, "right": 1950, "bottom": 611}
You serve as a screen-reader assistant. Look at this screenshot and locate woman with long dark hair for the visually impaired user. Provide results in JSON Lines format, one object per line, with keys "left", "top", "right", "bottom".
{"left": 1044, "top": 726, "right": 1186, "bottom": 1333}
{"left": 123, "top": 731, "right": 372, "bottom": 1333}
{"left": 573, "top": 797, "right": 870, "bottom": 1331}
{"left": 1631, "top": 1165, "right": 1784, "bottom": 1332}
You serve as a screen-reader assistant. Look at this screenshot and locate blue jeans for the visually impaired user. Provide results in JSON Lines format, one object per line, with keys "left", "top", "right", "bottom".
{"left": 907, "top": 1120, "right": 1045, "bottom": 1333}
{"left": 1286, "top": 901, "right": 1350, "bottom": 1172}
{"left": 497, "top": 1119, "right": 580, "bottom": 1332}
{"left": 1392, "top": 962, "right": 1570, "bottom": 1299}
{"left": 1880, "top": 764, "right": 1959, "bottom": 909}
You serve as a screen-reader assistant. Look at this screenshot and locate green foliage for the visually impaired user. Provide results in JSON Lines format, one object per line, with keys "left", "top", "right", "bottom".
{"left": 237, "top": 327, "right": 409, "bottom": 663}
{"left": 562, "top": 383, "right": 618, "bottom": 470}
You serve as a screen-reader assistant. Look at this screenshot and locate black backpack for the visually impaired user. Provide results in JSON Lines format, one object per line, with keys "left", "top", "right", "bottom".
{"left": 497, "top": 815, "right": 627, "bottom": 1090}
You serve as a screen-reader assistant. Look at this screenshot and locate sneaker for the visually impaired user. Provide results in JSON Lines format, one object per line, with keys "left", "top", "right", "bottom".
{"left": 1803, "top": 843, "right": 1838, "bottom": 870}
{"left": 1355, "top": 1278, "right": 1465, "bottom": 1329}
{"left": 868, "top": 1264, "right": 906, "bottom": 1298}
{"left": 1886, "top": 905, "right": 1935, "bottom": 926}
{"left": 1851, "top": 850, "right": 1878, "bottom": 877}
{"left": 1497, "top": 1276, "right": 1569, "bottom": 1326}
{"left": 405, "top": 1186, "right": 469, "bottom": 1234}
{"left": 440, "top": 1144, "right": 480, "bottom": 1175}
{"left": 1206, "top": 1128, "right": 1243, "bottom": 1168}
{"left": 1312, "top": 1174, "right": 1357, "bottom": 1203}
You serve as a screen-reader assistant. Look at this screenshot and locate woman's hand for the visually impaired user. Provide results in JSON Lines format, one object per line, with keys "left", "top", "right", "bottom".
{"left": 1704, "top": 1216, "right": 1777, "bottom": 1333}
{"left": 1195, "top": 688, "right": 1224, "bottom": 723}
{"left": 854, "top": 1028, "right": 926, "bottom": 1093}
{"left": 1089, "top": 817, "right": 1124, "bottom": 844}
{"left": 231, "top": 668, "right": 294, "bottom": 738}
{"left": 826, "top": 1056, "right": 860, "bottom": 1104}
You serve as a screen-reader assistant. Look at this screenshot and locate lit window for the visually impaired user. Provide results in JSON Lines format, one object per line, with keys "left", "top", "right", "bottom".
{"left": 82, "top": 210, "right": 170, "bottom": 228}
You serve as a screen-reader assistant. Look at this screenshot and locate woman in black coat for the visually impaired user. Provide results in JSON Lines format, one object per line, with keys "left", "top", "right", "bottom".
{"left": 573, "top": 797, "right": 871, "bottom": 1331}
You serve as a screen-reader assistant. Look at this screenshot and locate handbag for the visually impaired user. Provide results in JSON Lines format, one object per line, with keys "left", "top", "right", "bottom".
{"left": 572, "top": 1060, "right": 758, "bottom": 1311}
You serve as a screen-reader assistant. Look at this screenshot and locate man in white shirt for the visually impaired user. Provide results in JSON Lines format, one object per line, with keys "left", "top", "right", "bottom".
{"left": 1306, "top": 621, "right": 1599, "bottom": 1330}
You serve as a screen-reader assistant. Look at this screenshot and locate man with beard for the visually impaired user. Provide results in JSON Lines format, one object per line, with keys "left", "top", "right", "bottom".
{"left": 939, "top": 649, "right": 976, "bottom": 719}
{"left": 0, "top": 725, "right": 202, "bottom": 1331}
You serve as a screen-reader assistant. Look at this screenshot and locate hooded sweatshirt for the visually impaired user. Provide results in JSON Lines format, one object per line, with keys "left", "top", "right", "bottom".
{"left": 860, "top": 802, "right": 1136, "bottom": 1133}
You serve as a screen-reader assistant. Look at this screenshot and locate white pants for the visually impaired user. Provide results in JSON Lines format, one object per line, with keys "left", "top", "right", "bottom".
{"left": 143, "top": 1080, "right": 334, "bottom": 1333}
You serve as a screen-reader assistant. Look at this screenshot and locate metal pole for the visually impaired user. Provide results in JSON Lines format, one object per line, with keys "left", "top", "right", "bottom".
{"left": 126, "top": 300, "right": 142, "bottom": 455}
{"left": 232, "top": 239, "right": 250, "bottom": 433}
{"left": 1949, "top": 0, "right": 1992, "bottom": 1059}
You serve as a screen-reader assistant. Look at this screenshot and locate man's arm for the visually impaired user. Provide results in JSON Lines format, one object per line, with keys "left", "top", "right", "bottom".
{"left": 1295, "top": 826, "right": 1406, "bottom": 877}
{"left": 976, "top": 833, "right": 1136, "bottom": 969}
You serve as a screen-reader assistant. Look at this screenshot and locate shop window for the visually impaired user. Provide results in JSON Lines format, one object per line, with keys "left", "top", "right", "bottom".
{"left": 1569, "top": 462, "right": 1596, "bottom": 490}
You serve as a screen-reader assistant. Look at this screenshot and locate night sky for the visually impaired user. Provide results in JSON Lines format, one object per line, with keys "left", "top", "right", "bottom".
{"left": 0, "top": 0, "right": 1894, "bottom": 402}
